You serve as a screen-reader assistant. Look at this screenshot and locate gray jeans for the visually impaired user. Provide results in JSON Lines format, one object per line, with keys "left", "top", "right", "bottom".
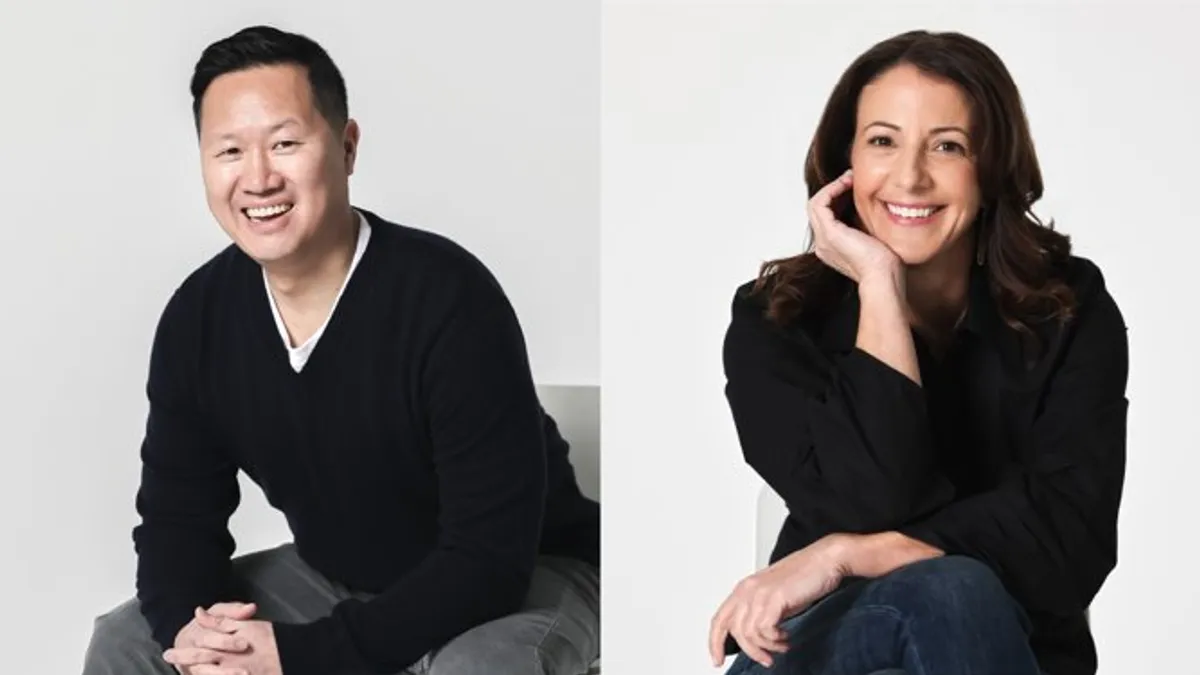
{"left": 82, "top": 543, "right": 600, "bottom": 675}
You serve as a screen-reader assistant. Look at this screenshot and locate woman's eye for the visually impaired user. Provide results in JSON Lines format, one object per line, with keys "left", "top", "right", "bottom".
{"left": 866, "top": 136, "right": 893, "bottom": 147}
{"left": 275, "top": 140, "right": 299, "bottom": 150}
{"left": 936, "top": 140, "right": 966, "bottom": 154}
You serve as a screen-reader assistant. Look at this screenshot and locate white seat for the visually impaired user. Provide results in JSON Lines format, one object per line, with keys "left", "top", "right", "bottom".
{"left": 537, "top": 384, "right": 600, "bottom": 502}
{"left": 756, "top": 483, "right": 787, "bottom": 570}
{"left": 537, "top": 384, "right": 601, "bottom": 674}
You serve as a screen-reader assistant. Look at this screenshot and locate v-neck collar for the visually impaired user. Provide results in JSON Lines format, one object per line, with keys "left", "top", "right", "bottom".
{"left": 263, "top": 211, "right": 372, "bottom": 372}
{"left": 245, "top": 208, "right": 382, "bottom": 378}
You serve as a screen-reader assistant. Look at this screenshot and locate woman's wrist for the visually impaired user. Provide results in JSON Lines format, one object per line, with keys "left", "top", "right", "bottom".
{"left": 857, "top": 264, "right": 905, "bottom": 302}
{"left": 835, "top": 531, "right": 944, "bottom": 579}
{"left": 855, "top": 269, "right": 921, "bottom": 385}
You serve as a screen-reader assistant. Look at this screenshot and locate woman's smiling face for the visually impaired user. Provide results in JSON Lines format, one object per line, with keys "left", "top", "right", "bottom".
{"left": 849, "top": 63, "right": 981, "bottom": 268}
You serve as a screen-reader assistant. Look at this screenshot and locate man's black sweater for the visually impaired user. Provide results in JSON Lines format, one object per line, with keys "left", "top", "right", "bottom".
{"left": 132, "top": 209, "right": 599, "bottom": 675}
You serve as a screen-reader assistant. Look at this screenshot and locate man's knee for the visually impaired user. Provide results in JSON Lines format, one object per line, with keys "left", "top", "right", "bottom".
{"left": 867, "top": 555, "right": 1025, "bottom": 628}
{"left": 426, "top": 611, "right": 590, "bottom": 675}
{"left": 88, "top": 597, "right": 144, "bottom": 654}
{"left": 83, "top": 598, "right": 169, "bottom": 674}
{"left": 427, "top": 641, "right": 543, "bottom": 675}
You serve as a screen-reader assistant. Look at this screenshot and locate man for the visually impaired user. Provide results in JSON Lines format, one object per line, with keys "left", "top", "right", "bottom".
{"left": 82, "top": 25, "right": 600, "bottom": 675}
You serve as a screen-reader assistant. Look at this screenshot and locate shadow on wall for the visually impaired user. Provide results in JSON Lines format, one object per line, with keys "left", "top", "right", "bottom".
{"left": 227, "top": 384, "right": 601, "bottom": 555}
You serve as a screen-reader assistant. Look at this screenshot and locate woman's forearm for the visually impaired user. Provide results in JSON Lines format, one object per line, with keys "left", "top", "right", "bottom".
{"left": 834, "top": 531, "right": 944, "bottom": 579}
{"left": 855, "top": 273, "right": 922, "bottom": 386}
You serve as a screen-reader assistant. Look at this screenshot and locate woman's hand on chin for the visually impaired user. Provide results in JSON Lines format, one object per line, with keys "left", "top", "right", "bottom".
{"left": 810, "top": 169, "right": 902, "bottom": 288}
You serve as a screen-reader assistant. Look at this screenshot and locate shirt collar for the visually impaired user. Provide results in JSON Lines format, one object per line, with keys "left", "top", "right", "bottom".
{"left": 817, "top": 263, "right": 1014, "bottom": 357}
{"left": 961, "top": 260, "right": 1000, "bottom": 337}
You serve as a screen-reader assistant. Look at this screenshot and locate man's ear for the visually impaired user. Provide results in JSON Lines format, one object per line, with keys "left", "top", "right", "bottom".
{"left": 342, "top": 118, "right": 361, "bottom": 175}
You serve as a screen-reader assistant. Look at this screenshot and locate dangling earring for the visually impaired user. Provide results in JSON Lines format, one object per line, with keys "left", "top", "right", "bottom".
{"left": 975, "top": 210, "right": 988, "bottom": 266}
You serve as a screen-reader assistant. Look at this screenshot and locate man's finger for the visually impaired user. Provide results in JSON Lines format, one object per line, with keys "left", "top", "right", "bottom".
{"left": 205, "top": 602, "right": 257, "bottom": 618}
{"left": 194, "top": 629, "right": 251, "bottom": 653}
{"left": 194, "top": 610, "right": 240, "bottom": 634}
{"left": 163, "top": 646, "right": 223, "bottom": 667}
{"left": 189, "top": 664, "right": 249, "bottom": 675}
{"left": 197, "top": 602, "right": 255, "bottom": 633}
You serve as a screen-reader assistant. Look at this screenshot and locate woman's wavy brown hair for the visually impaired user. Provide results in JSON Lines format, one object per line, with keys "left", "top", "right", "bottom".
{"left": 754, "top": 30, "right": 1075, "bottom": 339}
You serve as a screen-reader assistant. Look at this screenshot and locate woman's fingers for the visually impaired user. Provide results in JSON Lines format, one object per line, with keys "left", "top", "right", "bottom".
{"left": 808, "top": 169, "right": 899, "bottom": 283}
{"left": 810, "top": 202, "right": 848, "bottom": 277}
{"left": 735, "top": 631, "right": 776, "bottom": 667}
{"left": 708, "top": 599, "right": 735, "bottom": 666}
{"left": 742, "top": 594, "right": 789, "bottom": 663}
{"left": 712, "top": 577, "right": 794, "bottom": 668}
{"left": 731, "top": 603, "right": 775, "bottom": 667}
{"left": 813, "top": 169, "right": 853, "bottom": 208}
{"left": 810, "top": 170, "right": 854, "bottom": 239}
{"left": 752, "top": 599, "right": 791, "bottom": 655}
{"left": 807, "top": 197, "right": 824, "bottom": 239}
{"left": 808, "top": 170, "right": 853, "bottom": 263}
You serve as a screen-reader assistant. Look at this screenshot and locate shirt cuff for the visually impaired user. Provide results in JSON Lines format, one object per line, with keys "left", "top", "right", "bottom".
{"left": 148, "top": 605, "right": 196, "bottom": 652}
{"left": 272, "top": 617, "right": 348, "bottom": 675}
{"left": 897, "top": 522, "right": 950, "bottom": 553}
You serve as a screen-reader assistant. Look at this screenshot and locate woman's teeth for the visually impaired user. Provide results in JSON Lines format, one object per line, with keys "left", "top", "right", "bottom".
{"left": 886, "top": 203, "right": 940, "bottom": 219}
{"left": 245, "top": 203, "right": 294, "bottom": 220}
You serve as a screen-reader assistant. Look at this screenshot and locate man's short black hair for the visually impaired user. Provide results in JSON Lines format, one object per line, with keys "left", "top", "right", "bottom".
{"left": 190, "top": 25, "right": 348, "bottom": 133}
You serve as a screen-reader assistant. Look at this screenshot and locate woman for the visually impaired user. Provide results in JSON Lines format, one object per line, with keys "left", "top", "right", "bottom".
{"left": 709, "top": 30, "right": 1127, "bottom": 675}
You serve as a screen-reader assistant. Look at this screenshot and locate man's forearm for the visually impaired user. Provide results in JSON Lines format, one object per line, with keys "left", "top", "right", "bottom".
{"left": 270, "top": 549, "right": 530, "bottom": 675}
{"left": 135, "top": 543, "right": 238, "bottom": 650}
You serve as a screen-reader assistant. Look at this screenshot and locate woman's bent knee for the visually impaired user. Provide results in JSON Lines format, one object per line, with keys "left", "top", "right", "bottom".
{"left": 865, "top": 555, "right": 1025, "bottom": 627}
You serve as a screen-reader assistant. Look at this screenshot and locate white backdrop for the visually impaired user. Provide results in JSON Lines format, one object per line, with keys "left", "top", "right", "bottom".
{"left": 602, "top": 2, "right": 1200, "bottom": 674}
{"left": 0, "top": 1, "right": 597, "bottom": 671}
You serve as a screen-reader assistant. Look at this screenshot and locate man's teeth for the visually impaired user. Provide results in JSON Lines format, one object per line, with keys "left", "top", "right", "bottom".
{"left": 886, "top": 203, "right": 938, "bottom": 219}
{"left": 246, "top": 204, "right": 294, "bottom": 219}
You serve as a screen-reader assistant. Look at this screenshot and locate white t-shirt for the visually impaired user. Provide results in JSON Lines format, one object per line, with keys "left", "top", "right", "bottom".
{"left": 263, "top": 210, "right": 372, "bottom": 372}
